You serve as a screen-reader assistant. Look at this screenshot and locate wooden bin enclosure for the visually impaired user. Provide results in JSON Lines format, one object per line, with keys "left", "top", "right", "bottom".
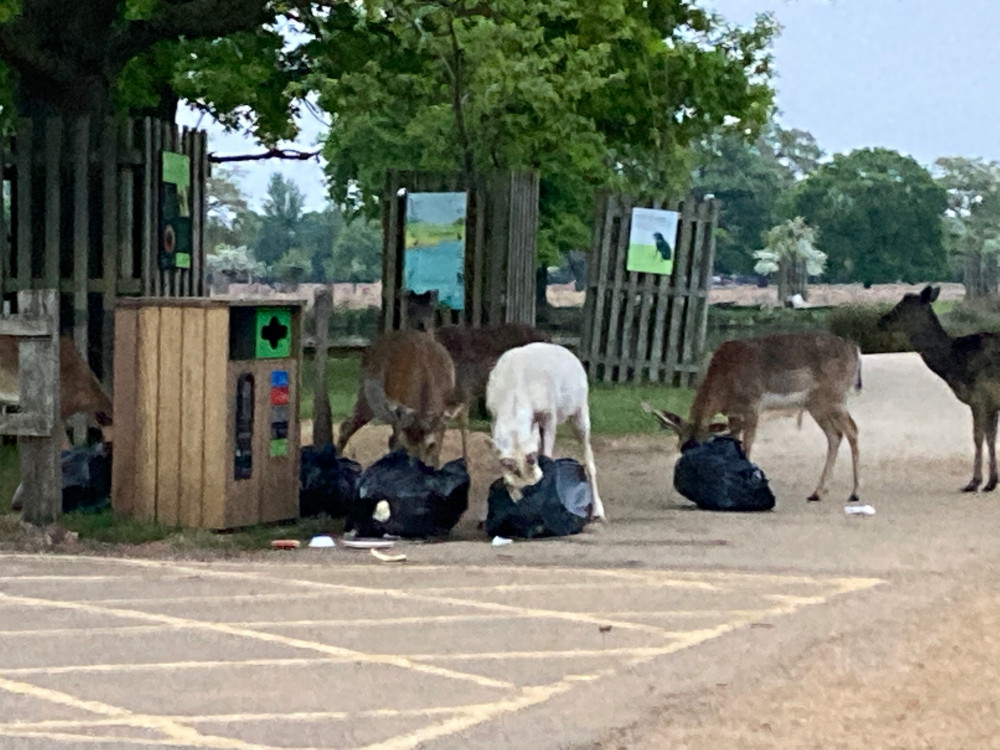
{"left": 381, "top": 169, "right": 539, "bottom": 331}
{"left": 112, "top": 298, "right": 302, "bottom": 529}
{"left": 581, "top": 194, "right": 720, "bottom": 386}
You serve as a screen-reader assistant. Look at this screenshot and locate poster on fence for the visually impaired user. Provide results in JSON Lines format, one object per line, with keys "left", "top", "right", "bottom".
{"left": 626, "top": 207, "right": 680, "bottom": 275}
{"left": 159, "top": 151, "right": 192, "bottom": 271}
{"left": 404, "top": 191, "right": 467, "bottom": 311}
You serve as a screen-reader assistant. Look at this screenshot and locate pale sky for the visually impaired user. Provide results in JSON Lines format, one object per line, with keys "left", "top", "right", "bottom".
{"left": 179, "top": 0, "right": 1000, "bottom": 212}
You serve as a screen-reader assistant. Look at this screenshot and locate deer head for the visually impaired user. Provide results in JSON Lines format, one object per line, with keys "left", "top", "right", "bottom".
{"left": 640, "top": 401, "right": 729, "bottom": 450}
{"left": 877, "top": 285, "right": 940, "bottom": 332}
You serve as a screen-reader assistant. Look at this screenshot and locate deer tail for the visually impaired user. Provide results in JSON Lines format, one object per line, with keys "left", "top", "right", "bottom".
{"left": 854, "top": 347, "right": 863, "bottom": 392}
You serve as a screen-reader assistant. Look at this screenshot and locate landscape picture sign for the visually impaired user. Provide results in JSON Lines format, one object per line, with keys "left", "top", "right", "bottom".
{"left": 404, "top": 191, "right": 467, "bottom": 311}
{"left": 626, "top": 207, "right": 680, "bottom": 275}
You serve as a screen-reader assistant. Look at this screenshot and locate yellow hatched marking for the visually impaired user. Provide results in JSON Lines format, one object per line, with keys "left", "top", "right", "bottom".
{"left": 0, "top": 592, "right": 512, "bottom": 691}
{"left": 0, "top": 676, "right": 275, "bottom": 749}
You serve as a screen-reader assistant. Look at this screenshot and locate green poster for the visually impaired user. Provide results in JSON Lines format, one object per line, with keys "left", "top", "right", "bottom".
{"left": 162, "top": 152, "right": 191, "bottom": 189}
{"left": 159, "top": 151, "right": 192, "bottom": 271}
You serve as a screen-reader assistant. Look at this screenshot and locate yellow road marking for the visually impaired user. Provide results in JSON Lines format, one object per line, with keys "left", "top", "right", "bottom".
{"left": 0, "top": 592, "right": 513, "bottom": 691}
{"left": 0, "top": 676, "right": 275, "bottom": 749}
{"left": 0, "top": 553, "right": 887, "bottom": 750}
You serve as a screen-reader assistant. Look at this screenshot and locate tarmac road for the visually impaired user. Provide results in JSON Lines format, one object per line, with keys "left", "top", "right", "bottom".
{"left": 2, "top": 352, "right": 999, "bottom": 749}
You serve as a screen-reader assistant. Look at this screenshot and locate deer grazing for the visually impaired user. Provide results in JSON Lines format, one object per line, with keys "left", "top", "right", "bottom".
{"left": 336, "top": 329, "right": 467, "bottom": 468}
{"left": 644, "top": 331, "right": 862, "bottom": 503}
{"left": 486, "top": 342, "right": 605, "bottom": 520}
{"left": 878, "top": 284, "right": 1000, "bottom": 492}
{"left": 401, "top": 289, "right": 553, "bottom": 418}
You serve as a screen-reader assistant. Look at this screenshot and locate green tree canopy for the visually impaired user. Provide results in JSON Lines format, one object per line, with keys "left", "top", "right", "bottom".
{"left": 691, "top": 123, "right": 823, "bottom": 275}
{"left": 784, "top": 148, "right": 948, "bottom": 286}
{"left": 934, "top": 156, "right": 1000, "bottom": 295}
{"left": 254, "top": 173, "right": 306, "bottom": 266}
{"left": 314, "top": 0, "right": 777, "bottom": 264}
{"left": 325, "top": 217, "right": 382, "bottom": 283}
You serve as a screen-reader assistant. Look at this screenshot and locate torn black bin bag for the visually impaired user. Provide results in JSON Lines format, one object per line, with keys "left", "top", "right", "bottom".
{"left": 299, "top": 444, "right": 361, "bottom": 518}
{"left": 61, "top": 442, "right": 112, "bottom": 513}
{"left": 672, "top": 435, "right": 775, "bottom": 512}
{"left": 348, "top": 450, "right": 469, "bottom": 538}
{"left": 485, "top": 456, "right": 592, "bottom": 539}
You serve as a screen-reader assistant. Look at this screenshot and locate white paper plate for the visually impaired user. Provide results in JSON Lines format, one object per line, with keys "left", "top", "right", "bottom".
{"left": 341, "top": 538, "right": 397, "bottom": 550}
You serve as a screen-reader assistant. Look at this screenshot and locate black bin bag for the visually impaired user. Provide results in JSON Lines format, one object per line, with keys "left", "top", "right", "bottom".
{"left": 61, "top": 442, "right": 113, "bottom": 513}
{"left": 348, "top": 450, "right": 469, "bottom": 538}
{"left": 299, "top": 444, "right": 362, "bottom": 518}
{"left": 672, "top": 435, "right": 775, "bottom": 512}
{"left": 485, "top": 456, "right": 592, "bottom": 539}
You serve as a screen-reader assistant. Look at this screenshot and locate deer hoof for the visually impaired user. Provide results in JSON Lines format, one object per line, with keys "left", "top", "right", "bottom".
{"left": 847, "top": 494, "right": 860, "bottom": 503}
{"left": 961, "top": 481, "right": 980, "bottom": 493}
{"left": 807, "top": 493, "right": 821, "bottom": 502}
{"left": 985, "top": 477, "right": 998, "bottom": 492}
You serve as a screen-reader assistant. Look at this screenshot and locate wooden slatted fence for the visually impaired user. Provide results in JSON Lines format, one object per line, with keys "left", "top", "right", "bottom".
{"left": 381, "top": 169, "right": 539, "bottom": 331}
{"left": 0, "top": 117, "right": 208, "bottom": 389}
{"left": 580, "top": 194, "right": 720, "bottom": 386}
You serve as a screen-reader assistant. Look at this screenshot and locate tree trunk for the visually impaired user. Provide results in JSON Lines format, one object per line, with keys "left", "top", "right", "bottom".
{"left": 778, "top": 259, "right": 808, "bottom": 304}
{"left": 963, "top": 251, "right": 996, "bottom": 299}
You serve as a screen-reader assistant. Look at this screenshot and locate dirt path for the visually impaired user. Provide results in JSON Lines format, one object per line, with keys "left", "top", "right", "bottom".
{"left": 4, "top": 351, "right": 997, "bottom": 749}
{"left": 332, "top": 352, "right": 1000, "bottom": 748}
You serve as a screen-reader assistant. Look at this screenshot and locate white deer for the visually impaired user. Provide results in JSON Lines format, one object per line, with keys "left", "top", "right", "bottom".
{"left": 644, "top": 331, "right": 862, "bottom": 503}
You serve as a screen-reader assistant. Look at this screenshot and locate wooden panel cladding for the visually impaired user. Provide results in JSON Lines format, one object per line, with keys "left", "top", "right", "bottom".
{"left": 111, "top": 298, "right": 301, "bottom": 529}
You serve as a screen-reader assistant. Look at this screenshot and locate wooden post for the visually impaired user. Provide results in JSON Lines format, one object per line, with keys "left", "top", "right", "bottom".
{"left": 312, "top": 287, "right": 334, "bottom": 447}
{"left": 15, "top": 290, "right": 61, "bottom": 525}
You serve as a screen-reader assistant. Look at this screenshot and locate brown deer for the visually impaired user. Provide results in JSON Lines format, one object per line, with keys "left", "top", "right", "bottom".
{"left": 401, "top": 289, "right": 553, "bottom": 418}
{"left": 643, "top": 331, "right": 862, "bottom": 503}
{"left": 337, "top": 329, "right": 467, "bottom": 468}
{"left": 0, "top": 336, "right": 113, "bottom": 431}
{"left": 433, "top": 323, "right": 552, "bottom": 418}
{"left": 878, "top": 284, "right": 1000, "bottom": 492}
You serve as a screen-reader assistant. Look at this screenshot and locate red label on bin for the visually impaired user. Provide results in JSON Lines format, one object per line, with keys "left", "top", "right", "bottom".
{"left": 270, "top": 386, "right": 289, "bottom": 405}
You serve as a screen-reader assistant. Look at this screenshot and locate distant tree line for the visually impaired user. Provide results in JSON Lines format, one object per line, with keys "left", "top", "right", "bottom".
{"left": 692, "top": 119, "right": 1000, "bottom": 295}
{"left": 205, "top": 170, "right": 381, "bottom": 285}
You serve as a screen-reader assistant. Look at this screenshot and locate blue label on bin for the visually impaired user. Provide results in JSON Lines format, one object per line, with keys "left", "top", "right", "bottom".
{"left": 271, "top": 370, "right": 289, "bottom": 388}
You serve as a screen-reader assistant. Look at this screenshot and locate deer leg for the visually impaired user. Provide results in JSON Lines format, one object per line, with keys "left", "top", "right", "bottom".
{"left": 336, "top": 390, "right": 372, "bottom": 456}
{"left": 537, "top": 412, "right": 557, "bottom": 457}
{"left": 963, "top": 407, "right": 985, "bottom": 492}
{"left": 569, "top": 407, "right": 605, "bottom": 522}
{"left": 458, "top": 404, "right": 469, "bottom": 461}
{"left": 739, "top": 411, "right": 759, "bottom": 458}
{"left": 984, "top": 411, "right": 998, "bottom": 492}
{"left": 806, "top": 408, "right": 842, "bottom": 502}
{"left": 842, "top": 411, "right": 861, "bottom": 503}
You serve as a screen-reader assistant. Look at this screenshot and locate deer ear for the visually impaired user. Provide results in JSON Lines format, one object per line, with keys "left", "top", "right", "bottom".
{"left": 930, "top": 286, "right": 941, "bottom": 303}
{"left": 707, "top": 422, "right": 730, "bottom": 435}
{"left": 920, "top": 285, "right": 935, "bottom": 304}
{"left": 641, "top": 401, "right": 686, "bottom": 433}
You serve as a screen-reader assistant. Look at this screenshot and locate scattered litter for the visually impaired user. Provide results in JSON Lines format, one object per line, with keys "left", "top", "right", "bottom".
{"left": 845, "top": 504, "right": 876, "bottom": 516}
{"left": 491, "top": 536, "right": 513, "bottom": 547}
{"left": 270, "top": 539, "right": 301, "bottom": 550}
{"left": 342, "top": 538, "right": 397, "bottom": 550}
{"left": 371, "top": 548, "right": 407, "bottom": 563}
{"left": 307, "top": 535, "right": 335, "bottom": 548}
